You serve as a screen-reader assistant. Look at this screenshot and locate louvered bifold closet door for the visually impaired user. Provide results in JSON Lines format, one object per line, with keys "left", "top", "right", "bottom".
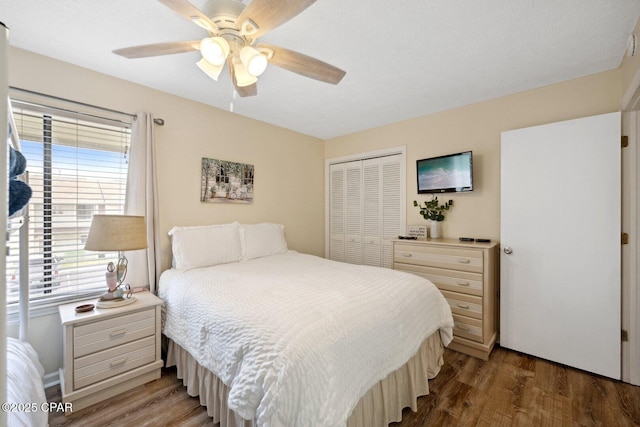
{"left": 362, "top": 158, "right": 381, "bottom": 266}
{"left": 329, "top": 163, "right": 346, "bottom": 262}
{"left": 381, "top": 155, "right": 402, "bottom": 268}
{"left": 344, "top": 163, "right": 363, "bottom": 264}
{"left": 328, "top": 153, "right": 403, "bottom": 268}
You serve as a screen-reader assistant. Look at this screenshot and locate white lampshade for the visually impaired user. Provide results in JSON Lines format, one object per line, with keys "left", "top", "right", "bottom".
{"left": 200, "top": 37, "right": 230, "bottom": 66}
{"left": 197, "top": 57, "right": 224, "bottom": 81}
{"left": 233, "top": 60, "right": 258, "bottom": 87}
{"left": 239, "top": 46, "right": 268, "bottom": 77}
{"left": 84, "top": 215, "right": 147, "bottom": 252}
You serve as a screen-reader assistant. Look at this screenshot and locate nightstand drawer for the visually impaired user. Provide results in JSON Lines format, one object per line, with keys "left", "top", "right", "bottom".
{"left": 74, "top": 309, "right": 155, "bottom": 357}
{"left": 74, "top": 336, "right": 156, "bottom": 389}
{"left": 441, "top": 290, "right": 482, "bottom": 319}
{"left": 453, "top": 314, "right": 483, "bottom": 343}
{"left": 394, "top": 244, "right": 483, "bottom": 273}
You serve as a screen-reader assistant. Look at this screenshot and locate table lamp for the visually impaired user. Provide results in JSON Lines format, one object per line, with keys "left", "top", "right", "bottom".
{"left": 85, "top": 215, "right": 147, "bottom": 298}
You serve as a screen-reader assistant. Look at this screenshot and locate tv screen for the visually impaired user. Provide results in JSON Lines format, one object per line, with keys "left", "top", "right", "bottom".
{"left": 417, "top": 151, "right": 473, "bottom": 193}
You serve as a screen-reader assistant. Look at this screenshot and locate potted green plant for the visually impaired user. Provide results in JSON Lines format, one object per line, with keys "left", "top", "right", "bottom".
{"left": 413, "top": 197, "right": 454, "bottom": 239}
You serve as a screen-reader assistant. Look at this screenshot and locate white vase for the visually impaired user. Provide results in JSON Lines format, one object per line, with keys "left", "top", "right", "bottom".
{"left": 430, "top": 220, "right": 442, "bottom": 239}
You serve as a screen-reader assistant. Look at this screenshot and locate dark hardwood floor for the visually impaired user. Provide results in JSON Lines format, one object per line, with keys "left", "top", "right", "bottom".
{"left": 47, "top": 346, "right": 640, "bottom": 426}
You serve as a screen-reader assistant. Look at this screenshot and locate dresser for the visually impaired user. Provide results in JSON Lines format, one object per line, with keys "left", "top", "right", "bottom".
{"left": 393, "top": 239, "right": 499, "bottom": 360}
{"left": 58, "top": 291, "right": 163, "bottom": 412}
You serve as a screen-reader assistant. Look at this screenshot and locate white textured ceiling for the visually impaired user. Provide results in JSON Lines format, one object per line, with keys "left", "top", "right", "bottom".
{"left": 1, "top": 0, "right": 639, "bottom": 139}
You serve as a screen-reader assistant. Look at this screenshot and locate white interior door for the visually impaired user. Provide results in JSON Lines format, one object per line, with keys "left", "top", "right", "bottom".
{"left": 500, "top": 112, "right": 621, "bottom": 379}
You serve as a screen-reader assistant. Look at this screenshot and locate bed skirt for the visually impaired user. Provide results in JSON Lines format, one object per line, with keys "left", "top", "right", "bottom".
{"left": 165, "top": 331, "right": 445, "bottom": 427}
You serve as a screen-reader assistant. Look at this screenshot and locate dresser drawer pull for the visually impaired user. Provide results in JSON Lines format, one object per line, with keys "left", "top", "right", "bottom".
{"left": 457, "top": 281, "right": 470, "bottom": 286}
{"left": 457, "top": 303, "right": 470, "bottom": 309}
{"left": 456, "top": 324, "right": 470, "bottom": 331}
{"left": 458, "top": 258, "right": 471, "bottom": 264}
{"left": 400, "top": 253, "right": 412, "bottom": 258}
{"left": 110, "top": 357, "right": 128, "bottom": 367}
{"left": 109, "top": 328, "right": 127, "bottom": 337}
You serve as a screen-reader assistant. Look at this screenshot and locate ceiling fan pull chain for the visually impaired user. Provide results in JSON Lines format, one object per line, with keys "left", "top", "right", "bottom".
{"left": 230, "top": 89, "right": 238, "bottom": 112}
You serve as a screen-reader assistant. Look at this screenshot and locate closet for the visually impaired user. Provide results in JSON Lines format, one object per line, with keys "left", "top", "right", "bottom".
{"left": 328, "top": 153, "right": 404, "bottom": 268}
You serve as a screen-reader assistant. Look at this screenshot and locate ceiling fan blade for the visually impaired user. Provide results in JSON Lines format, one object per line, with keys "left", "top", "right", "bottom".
{"left": 228, "top": 58, "right": 258, "bottom": 97}
{"left": 238, "top": 0, "right": 316, "bottom": 38}
{"left": 159, "top": 0, "right": 218, "bottom": 31}
{"left": 113, "top": 40, "right": 200, "bottom": 58}
{"left": 258, "top": 44, "right": 345, "bottom": 84}
{"left": 236, "top": 82, "right": 258, "bottom": 97}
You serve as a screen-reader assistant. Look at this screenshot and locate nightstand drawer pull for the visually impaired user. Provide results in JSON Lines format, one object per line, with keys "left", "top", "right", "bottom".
{"left": 457, "top": 281, "right": 470, "bottom": 286}
{"left": 110, "top": 357, "right": 128, "bottom": 367}
{"left": 456, "top": 324, "right": 470, "bottom": 331}
{"left": 458, "top": 258, "right": 471, "bottom": 264}
{"left": 110, "top": 328, "right": 127, "bottom": 337}
{"left": 401, "top": 253, "right": 412, "bottom": 257}
{"left": 457, "top": 303, "right": 470, "bottom": 309}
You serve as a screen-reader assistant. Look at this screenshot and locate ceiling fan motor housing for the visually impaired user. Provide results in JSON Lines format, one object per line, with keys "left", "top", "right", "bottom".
{"left": 201, "top": 0, "right": 246, "bottom": 31}
{"left": 202, "top": 0, "right": 255, "bottom": 52}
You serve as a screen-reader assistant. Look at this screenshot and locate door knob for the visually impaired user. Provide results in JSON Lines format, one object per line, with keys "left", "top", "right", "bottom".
{"left": 503, "top": 246, "right": 513, "bottom": 255}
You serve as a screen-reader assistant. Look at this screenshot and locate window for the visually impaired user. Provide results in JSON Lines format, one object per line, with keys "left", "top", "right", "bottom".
{"left": 6, "top": 102, "right": 131, "bottom": 313}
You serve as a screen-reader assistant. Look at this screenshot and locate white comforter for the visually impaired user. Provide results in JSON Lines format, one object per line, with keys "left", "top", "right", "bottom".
{"left": 6, "top": 338, "right": 47, "bottom": 427}
{"left": 159, "top": 252, "right": 453, "bottom": 427}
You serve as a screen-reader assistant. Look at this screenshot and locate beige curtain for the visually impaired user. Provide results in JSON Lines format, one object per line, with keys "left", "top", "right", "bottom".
{"left": 124, "top": 112, "right": 160, "bottom": 292}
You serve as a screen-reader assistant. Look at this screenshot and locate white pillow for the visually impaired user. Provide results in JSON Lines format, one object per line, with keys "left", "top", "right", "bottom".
{"left": 168, "top": 222, "right": 243, "bottom": 269}
{"left": 240, "top": 223, "right": 288, "bottom": 260}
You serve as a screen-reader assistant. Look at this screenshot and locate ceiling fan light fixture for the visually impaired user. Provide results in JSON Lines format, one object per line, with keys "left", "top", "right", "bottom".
{"left": 200, "top": 37, "right": 230, "bottom": 66}
{"left": 233, "top": 60, "right": 258, "bottom": 87}
{"left": 197, "top": 58, "right": 224, "bottom": 81}
{"left": 239, "top": 46, "right": 268, "bottom": 77}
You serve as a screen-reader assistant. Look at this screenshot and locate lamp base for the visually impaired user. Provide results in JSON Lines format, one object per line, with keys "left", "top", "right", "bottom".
{"left": 96, "top": 295, "right": 137, "bottom": 309}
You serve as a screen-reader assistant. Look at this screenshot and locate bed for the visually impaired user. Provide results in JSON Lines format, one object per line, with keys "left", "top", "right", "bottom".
{"left": 158, "top": 222, "right": 454, "bottom": 427}
{"left": 6, "top": 337, "right": 48, "bottom": 427}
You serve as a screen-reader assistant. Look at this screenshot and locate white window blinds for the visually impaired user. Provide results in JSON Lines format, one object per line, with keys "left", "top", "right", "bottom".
{"left": 6, "top": 103, "right": 130, "bottom": 312}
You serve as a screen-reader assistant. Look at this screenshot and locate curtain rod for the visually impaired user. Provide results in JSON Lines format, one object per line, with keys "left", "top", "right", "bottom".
{"left": 9, "top": 86, "right": 165, "bottom": 126}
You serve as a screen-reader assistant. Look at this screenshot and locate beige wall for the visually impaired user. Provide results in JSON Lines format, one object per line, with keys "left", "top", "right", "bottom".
{"left": 7, "top": 47, "right": 325, "bottom": 374}
{"left": 621, "top": 18, "right": 640, "bottom": 106}
{"left": 325, "top": 70, "right": 622, "bottom": 240}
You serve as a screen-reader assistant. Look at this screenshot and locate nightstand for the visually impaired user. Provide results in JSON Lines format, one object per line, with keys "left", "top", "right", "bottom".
{"left": 58, "top": 291, "right": 163, "bottom": 412}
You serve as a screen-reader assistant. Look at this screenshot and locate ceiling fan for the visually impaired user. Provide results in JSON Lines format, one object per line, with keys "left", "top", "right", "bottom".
{"left": 113, "top": 0, "right": 346, "bottom": 97}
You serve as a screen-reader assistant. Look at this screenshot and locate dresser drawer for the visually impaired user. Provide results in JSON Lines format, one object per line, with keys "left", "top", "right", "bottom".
{"left": 453, "top": 314, "right": 483, "bottom": 343}
{"left": 441, "top": 290, "right": 483, "bottom": 319}
{"left": 74, "top": 335, "right": 156, "bottom": 389}
{"left": 395, "top": 264, "right": 483, "bottom": 296}
{"left": 394, "top": 243, "right": 483, "bottom": 273}
{"left": 74, "top": 309, "right": 155, "bottom": 357}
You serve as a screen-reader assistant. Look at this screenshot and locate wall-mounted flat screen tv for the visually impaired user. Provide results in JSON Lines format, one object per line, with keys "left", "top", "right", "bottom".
{"left": 417, "top": 151, "right": 473, "bottom": 193}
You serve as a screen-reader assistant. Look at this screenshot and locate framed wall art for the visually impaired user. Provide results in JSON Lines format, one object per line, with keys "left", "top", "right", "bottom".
{"left": 201, "top": 157, "right": 254, "bottom": 204}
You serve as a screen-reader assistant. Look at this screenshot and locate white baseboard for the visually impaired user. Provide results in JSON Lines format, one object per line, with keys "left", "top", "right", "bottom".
{"left": 43, "top": 370, "right": 60, "bottom": 389}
